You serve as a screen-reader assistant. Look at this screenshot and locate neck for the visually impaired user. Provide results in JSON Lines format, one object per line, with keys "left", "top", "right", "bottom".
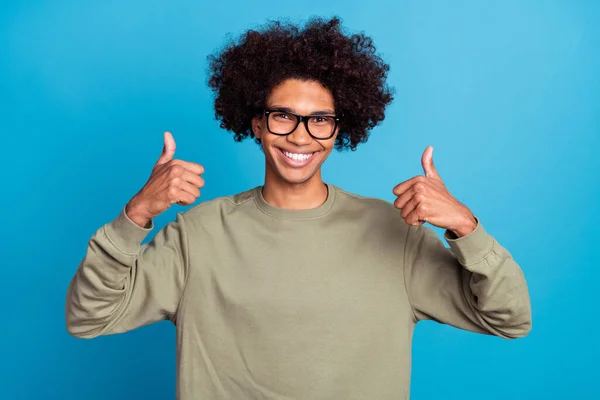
{"left": 262, "top": 171, "right": 328, "bottom": 210}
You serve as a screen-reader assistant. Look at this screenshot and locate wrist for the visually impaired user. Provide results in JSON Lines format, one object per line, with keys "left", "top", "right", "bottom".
{"left": 450, "top": 212, "right": 477, "bottom": 238}
{"left": 125, "top": 198, "right": 152, "bottom": 228}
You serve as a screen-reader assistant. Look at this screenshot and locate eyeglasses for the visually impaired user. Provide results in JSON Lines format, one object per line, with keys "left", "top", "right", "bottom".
{"left": 264, "top": 109, "right": 341, "bottom": 140}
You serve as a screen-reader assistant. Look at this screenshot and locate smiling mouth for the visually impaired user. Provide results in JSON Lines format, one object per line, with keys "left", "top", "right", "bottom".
{"left": 277, "top": 148, "right": 316, "bottom": 162}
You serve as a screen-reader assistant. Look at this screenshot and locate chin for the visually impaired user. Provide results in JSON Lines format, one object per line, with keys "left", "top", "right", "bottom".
{"left": 273, "top": 164, "right": 319, "bottom": 185}
{"left": 271, "top": 155, "right": 323, "bottom": 185}
{"left": 280, "top": 173, "right": 317, "bottom": 185}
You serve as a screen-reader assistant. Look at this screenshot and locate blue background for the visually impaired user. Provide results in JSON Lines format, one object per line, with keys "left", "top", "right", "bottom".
{"left": 2, "top": 0, "right": 599, "bottom": 398}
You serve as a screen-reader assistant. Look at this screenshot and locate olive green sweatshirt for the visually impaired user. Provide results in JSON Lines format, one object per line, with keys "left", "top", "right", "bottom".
{"left": 65, "top": 184, "right": 531, "bottom": 400}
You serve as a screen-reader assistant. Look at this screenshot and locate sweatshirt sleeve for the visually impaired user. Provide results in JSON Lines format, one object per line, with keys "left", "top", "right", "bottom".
{"left": 402, "top": 218, "right": 532, "bottom": 339}
{"left": 65, "top": 206, "right": 189, "bottom": 338}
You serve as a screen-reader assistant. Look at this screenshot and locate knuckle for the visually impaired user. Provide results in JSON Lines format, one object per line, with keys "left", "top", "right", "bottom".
{"left": 168, "top": 186, "right": 179, "bottom": 197}
{"left": 169, "top": 164, "right": 184, "bottom": 177}
{"left": 413, "top": 182, "right": 426, "bottom": 192}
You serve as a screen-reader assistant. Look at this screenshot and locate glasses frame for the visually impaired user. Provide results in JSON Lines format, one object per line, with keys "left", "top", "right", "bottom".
{"left": 263, "top": 109, "right": 341, "bottom": 140}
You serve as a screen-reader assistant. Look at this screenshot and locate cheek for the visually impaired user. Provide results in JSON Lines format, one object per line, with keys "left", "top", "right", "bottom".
{"left": 315, "top": 144, "right": 335, "bottom": 166}
{"left": 326, "top": 131, "right": 340, "bottom": 150}
{"left": 264, "top": 136, "right": 283, "bottom": 158}
{"left": 322, "top": 138, "right": 337, "bottom": 153}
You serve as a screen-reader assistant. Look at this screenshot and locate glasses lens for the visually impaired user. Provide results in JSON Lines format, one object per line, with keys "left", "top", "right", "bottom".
{"left": 267, "top": 111, "right": 337, "bottom": 139}
{"left": 308, "top": 116, "right": 336, "bottom": 139}
{"left": 268, "top": 112, "right": 298, "bottom": 134}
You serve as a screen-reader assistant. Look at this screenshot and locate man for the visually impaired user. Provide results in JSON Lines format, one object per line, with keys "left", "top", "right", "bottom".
{"left": 66, "top": 17, "right": 531, "bottom": 400}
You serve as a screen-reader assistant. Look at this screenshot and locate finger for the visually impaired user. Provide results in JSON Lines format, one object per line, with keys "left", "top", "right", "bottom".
{"left": 156, "top": 131, "right": 177, "bottom": 166}
{"left": 176, "top": 192, "right": 197, "bottom": 206}
{"left": 394, "top": 180, "right": 428, "bottom": 210}
{"left": 169, "top": 183, "right": 197, "bottom": 206}
{"left": 179, "top": 180, "right": 201, "bottom": 199}
{"left": 171, "top": 159, "right": 205, "bottom": 175}
{"left": 399, "top": 193, "right": 422, "bottom": 219}
{"left": 405, "top": 207, "right": 427, "bottom": 226}
{"left": 421, "top": 146, "right": 440, "bottom": 180}
{"left": 392, "top": 176, "right": 422, "bottom": 196}
{"left": 180, "top": 170, "right": 205, "bottom": 189}
{"left": 394, "top": 189, "right": 414, "bottom": 211}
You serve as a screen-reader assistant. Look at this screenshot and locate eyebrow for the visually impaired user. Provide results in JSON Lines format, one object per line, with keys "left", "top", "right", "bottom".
{"left": 268, "top": 106, "right": 336, "bottom": 116}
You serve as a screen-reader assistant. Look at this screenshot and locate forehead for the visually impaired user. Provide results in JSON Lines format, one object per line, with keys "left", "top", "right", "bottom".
{"left": 266, "top": 79, "right": 335, "bottom": 112}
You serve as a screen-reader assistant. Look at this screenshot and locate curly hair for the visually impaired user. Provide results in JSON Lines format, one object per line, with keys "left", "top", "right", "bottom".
{"left": 207, "top": 16, "right": 394, "bottom": 151}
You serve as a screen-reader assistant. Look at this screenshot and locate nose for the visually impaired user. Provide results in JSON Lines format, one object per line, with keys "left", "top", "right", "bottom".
{"left": 286, "top": 120, "right": 312, "bottom": 146}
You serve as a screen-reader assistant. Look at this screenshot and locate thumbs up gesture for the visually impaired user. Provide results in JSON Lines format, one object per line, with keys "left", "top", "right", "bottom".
{"left": 125, "top": 132, "right": 205, "bottom": 228}
{"left": 392, "top": 146, "right": 477, "bottom": 237}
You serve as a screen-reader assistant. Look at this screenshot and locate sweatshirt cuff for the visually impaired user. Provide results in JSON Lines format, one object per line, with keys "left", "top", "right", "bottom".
{"left": 103, "top": 206, "right": 155, "bottom": 255}
{"left": 444, "top": 217, "right": 494, "bottom": 266}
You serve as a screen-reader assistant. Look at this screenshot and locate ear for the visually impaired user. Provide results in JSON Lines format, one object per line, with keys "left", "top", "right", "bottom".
{"left": 251, "top": 115, "right": 263, "bottom": 139}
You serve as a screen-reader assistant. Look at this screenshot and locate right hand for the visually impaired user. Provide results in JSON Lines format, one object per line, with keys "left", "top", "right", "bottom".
{"left": 125, "top": 131, "right": 205, "bottom": 227}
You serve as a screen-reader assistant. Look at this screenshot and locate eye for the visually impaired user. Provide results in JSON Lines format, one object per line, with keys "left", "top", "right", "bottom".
{"left": 273, "top": 112, "right": 292, "bottom": 120}
{"left": 310, "top": 116, "right": 334, "bottom": 124}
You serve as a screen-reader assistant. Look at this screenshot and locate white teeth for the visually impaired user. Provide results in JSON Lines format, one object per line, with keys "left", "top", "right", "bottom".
{"left": 283, "top": 151, "right": 314, "bottom": 162}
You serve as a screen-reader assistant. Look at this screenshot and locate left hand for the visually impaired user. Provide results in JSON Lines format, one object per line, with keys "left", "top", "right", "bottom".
{"left": 392, "top": 146, "right": 477, "bottom": 237}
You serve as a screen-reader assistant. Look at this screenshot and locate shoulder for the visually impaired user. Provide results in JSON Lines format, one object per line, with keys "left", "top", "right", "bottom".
{"left": 178, "top": 186, "right": 258, "bottom": 223}
{"left": 333, "top": 185, "right": 400, "bottom": 215}
{"left": 332, "top": 184, "right": 413, "bottom": 244}
{"left": 332, "top": 185, "right": 410, "bottom": 229}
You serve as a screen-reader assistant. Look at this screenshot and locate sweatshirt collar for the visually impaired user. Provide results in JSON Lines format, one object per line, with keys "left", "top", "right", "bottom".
{"left": 253, "top": 183, "right": 337, "bottom": 220}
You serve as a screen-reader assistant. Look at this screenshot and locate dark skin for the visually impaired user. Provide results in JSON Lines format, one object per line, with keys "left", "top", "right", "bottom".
{"left": 125, "top": 131, "right": 205, "bottom": 228}
{"left": 393, "top": 146, "right": 477, "bottom": 237}
{"left": 126, "top": 78, "right": 476, "bottom": 237}
{"left": 250, "top": 79, "right": 339, "bottom": 210}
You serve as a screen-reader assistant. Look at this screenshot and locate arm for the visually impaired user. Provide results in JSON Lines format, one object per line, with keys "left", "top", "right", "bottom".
{"left": 66, "top": 131, "right": 204, "bottom": 338}
{"left": 403, "top": 219, "right": 532, "bottom": 339}
{"left": 65, "top": 207, "right": 189, "bottom": 338}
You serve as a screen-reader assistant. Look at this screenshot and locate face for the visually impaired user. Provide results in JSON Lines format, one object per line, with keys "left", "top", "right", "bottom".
{"left": 252, "top": 79, "right": 339, "bottom": 186}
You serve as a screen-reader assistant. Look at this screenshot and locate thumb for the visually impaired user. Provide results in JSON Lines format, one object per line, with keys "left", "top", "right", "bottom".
{"left": 421, "top": 146, "right": 440, "bottom": 179}
{"left": 156, "top": 131, "right": 176, "bottom": 166}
